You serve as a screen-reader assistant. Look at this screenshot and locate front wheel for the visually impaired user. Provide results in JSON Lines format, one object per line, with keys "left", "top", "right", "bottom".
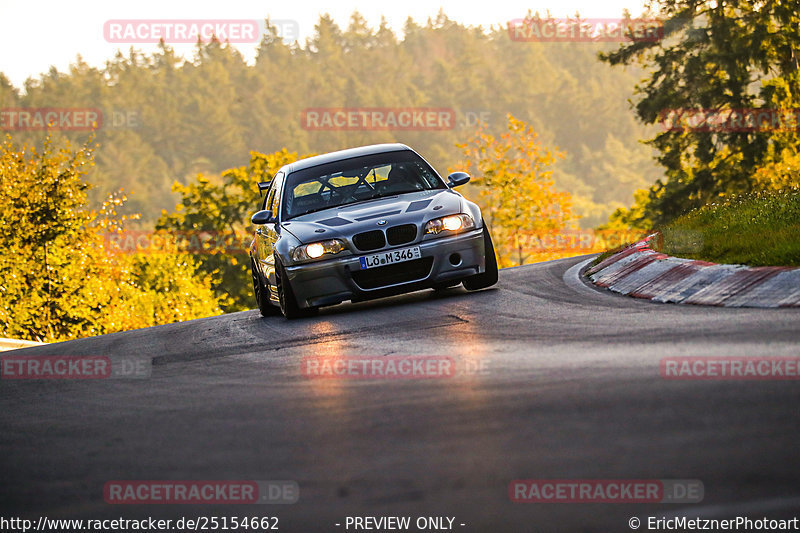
{"left": 275, "top": 257, "right": 319, "bottom": 319}
{"left": 463, "top": 224, "right": 498, "bottom": 291}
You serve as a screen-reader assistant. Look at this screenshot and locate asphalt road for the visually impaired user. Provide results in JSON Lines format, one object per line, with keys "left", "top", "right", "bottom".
{"left": 2, "top": 255, "right": 799, "bottom": 532}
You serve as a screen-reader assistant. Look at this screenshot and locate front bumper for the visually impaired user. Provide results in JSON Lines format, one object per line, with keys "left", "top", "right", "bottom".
{"left": 284, "top": 228, "right": 486, "bottom": 308}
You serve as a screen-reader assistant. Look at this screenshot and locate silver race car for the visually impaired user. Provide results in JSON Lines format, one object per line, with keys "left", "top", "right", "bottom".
{"left": 249, "top": 143, "right": 498, "bottom": 318}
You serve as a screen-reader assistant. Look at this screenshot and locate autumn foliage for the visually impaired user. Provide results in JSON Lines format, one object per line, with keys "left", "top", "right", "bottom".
{"left": 0, "top": 136, "right": 221, "bottom": 342}
{"left": 453, "top": 114, "right": 575, "bottom": 267}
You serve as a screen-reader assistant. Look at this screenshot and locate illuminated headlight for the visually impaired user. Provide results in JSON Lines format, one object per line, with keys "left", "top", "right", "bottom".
{"left": 291, "top": 239, "right": 346, "bottom": 262}
{"left": 424, "top": 214, "right": 475, "bottom": 235}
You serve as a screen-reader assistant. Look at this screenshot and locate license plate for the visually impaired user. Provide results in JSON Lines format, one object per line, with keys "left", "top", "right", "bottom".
{"left": 359, "top": 246, "right": 421, "bottom": 269}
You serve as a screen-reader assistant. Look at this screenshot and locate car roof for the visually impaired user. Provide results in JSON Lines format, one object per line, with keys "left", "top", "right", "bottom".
{"left": 280, "top": 143, "right": 413, "bottom": 174}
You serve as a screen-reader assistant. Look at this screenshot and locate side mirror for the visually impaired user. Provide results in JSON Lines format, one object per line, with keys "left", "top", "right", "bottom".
{"left": 447, "top": 172, "right": 470, "bottom": 188}
{"left": 251, "top": 210, "right": 275, "bottom": 225}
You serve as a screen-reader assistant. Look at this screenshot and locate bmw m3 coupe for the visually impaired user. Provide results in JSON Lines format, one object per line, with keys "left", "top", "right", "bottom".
{"left": 249, "top": 143, "right": 497, "bottom": 318}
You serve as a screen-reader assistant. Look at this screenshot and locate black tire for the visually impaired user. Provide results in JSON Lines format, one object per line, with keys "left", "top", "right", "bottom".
{"left": 251, "top": 258, "right": 278, "bottom": 316}
{"left": 463, "top": 224, "right": 499, "bottom": 291}
{"left": 275, "top": 257, "right": 319, "bottom": 319}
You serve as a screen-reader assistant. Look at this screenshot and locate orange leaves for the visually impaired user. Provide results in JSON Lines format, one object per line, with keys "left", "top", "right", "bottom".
{"left": 451, "top": 114, "right": 576, "bottom": 267}
{"left": 0, "top": 135, "right": 223, "bottom": 342}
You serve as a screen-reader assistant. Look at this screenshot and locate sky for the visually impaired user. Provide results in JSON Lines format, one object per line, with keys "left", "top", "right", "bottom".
{"left": 1, "top": 0, "right": 649, "bottom": 90}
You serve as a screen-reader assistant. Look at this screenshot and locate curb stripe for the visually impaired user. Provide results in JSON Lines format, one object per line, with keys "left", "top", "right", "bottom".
{"left": 594, "top": 253, "right": 667, "bottom": 288}
{"left": 587, "top": 239, "right": 800, "bottom": 308}
{"left": 612, "top": 258, "right": 683, "bottom": 296}
{"left": 628, "top": 259, "right": 698, "bottom": 299}
{"left": 591, "top": 251, "right": 660, "bottom": 287}
{"left": 683, "top": 267, "right": 786, "bottom": 306}
{"left": 726, "top": 268, "right": 800, "bottom": 308}
{"left": 585, "top": 244, "right": 649, "bottom": 276}
{"left": 653, "top": 264, "right": 744, "bottom": 304}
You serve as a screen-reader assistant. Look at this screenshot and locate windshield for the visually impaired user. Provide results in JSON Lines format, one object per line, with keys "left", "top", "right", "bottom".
{"left": 281, "top": 151, "right": 446, "bottom": 220}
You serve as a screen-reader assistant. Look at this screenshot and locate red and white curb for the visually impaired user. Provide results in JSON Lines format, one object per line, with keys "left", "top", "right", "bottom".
{"left": 585, "top": 235, "right": 800, "bottom": 308}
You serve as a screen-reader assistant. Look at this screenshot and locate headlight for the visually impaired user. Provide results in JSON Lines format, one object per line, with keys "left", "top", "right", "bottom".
{"left": 306, "top": 242, "right": 325, "bottom": 258}
{"left": 424, "top": 214, "right": 475, "bottom": 235}
{"left": 291, "top": 239, "right": 346, "bottom": 262}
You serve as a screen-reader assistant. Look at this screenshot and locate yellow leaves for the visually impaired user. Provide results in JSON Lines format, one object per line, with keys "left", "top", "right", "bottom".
{"left": 451, "top": 114, "right": 575, "bottom": 267}
{"left": 752, "top": 150, "right": 800, "bottom": 192}
{"left": 0, "top": 134, "right": 224, "bottom": 342}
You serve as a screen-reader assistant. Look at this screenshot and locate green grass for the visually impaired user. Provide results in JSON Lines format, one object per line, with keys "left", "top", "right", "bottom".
{"left": 590, "top": 246, "right": 627, "bottom": 268}
{"left": 655, "top": 188, "right": 800, "bottom": 267}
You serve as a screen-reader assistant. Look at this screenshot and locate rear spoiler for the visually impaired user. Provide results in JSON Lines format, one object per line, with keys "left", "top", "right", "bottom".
{"left": 257, "top": 181, "right": 271, "bottom": 197}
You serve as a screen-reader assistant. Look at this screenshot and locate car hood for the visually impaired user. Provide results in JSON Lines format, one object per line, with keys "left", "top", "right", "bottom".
{"left": 281, "top": 189, "right": 463, "bottom": 244}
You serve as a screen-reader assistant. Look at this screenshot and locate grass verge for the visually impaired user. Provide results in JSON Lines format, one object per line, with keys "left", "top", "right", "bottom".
{"left": 655, "top": 188, "right": 800, "bottom": 267}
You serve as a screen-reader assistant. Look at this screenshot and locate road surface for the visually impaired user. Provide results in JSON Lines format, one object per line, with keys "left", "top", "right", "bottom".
{"left": 2, "top": 255, "right": 799, "bottom": 531}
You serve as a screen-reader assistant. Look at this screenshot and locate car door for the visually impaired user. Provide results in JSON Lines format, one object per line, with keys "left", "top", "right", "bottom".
{"left": 255, "top": 172, "right": 284, "bottom": 294}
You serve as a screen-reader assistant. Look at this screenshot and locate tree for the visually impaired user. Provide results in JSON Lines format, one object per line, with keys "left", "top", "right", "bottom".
{"left": 0, "top": 135, "right": 221, "bottom": 342}
{"left": 452, "top": 114, "right": 574, "bottom": 266}
{"left": 157, "top": 148, "right": 306, "bottom": 311}
{"left": 0, "top": 73, "right": 19, "bottom": 108}
{"left": 600, "top": 0, "right": 800, "bottom": 225}
{"left": 6, "top": 11, "right": 661, "bottom": 228}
